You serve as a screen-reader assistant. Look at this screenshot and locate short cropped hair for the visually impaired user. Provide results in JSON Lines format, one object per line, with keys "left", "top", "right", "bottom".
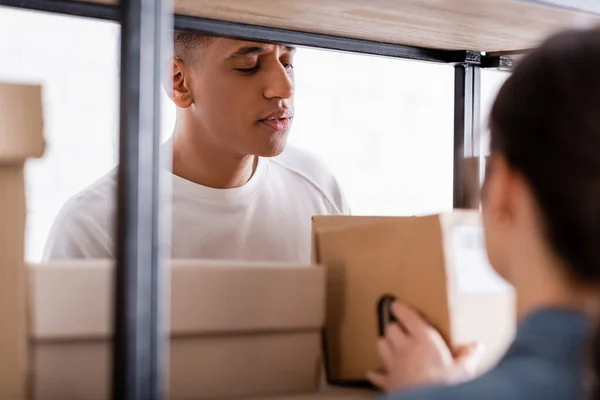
{"left": 173, "top": 30, "right": 213, "bottom": 63}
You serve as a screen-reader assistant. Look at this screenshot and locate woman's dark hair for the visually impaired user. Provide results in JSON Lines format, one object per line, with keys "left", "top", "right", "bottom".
{"left": 488, "top": 27, "right": 600, "bottom": 398}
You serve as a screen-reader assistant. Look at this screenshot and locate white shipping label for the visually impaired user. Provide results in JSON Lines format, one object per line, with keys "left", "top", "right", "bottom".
{"left": 452, "top": 225, "right": 513, "bottom": 294}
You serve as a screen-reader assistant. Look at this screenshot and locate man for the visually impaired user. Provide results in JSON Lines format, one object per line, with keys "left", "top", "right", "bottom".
{"left": 43, "top": 32, "right": 349, "bottom": 263}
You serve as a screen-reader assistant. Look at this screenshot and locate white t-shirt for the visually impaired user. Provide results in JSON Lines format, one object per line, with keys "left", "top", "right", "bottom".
{"left": 42, "top": 146, "right": 350, "bottom": 263}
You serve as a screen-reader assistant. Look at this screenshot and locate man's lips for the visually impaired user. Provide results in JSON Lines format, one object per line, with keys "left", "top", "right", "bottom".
{"left": 259, "top": 117, "right": 292, "bottom": 132}
{"left": 258, "top": 109, "right": 293, "bottom": 132}
{"left": 260, "top": 109, "right": 293, "bottom": 120}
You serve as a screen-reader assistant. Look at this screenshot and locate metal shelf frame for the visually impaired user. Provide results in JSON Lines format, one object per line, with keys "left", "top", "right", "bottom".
{"left": 112, "top": 0, "right": 171, "bottom": 398}
{"left": 1, "top": 0, "right": 520, "bottom": 398}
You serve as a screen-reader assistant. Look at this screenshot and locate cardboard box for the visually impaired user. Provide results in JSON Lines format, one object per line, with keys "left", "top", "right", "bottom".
{"left": 28, "top": 260, "right": 325, "bottom": 400}
{"left": 0, "top": 82, "right": 45, "bottom": 399}
{"left": 312, "top": 211, "right": 516, "bottom": 384}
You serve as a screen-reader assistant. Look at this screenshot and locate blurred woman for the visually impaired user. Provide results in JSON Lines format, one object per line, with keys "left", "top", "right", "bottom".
{"left": 368, "top": 27, "right": 600, "bottom": 400}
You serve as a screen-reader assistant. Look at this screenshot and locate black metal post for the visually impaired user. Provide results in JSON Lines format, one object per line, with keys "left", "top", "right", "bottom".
{"left": 453, "top": 64, "right": 482, "bottom": 209}
{"left": 113, "top": 0, "right": 171, "bottom": 398}
{"left": 481, "top": 55, "right": 514, "bottom": 70}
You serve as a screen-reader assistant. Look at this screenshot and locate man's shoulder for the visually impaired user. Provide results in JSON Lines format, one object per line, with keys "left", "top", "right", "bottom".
{"left": 42, "top": 169, "right": 118, "bottom": 260}
{"left": 65, "top": 169, "right": 118, "bottom": 213}
{"left": 271, "top": 146, "right": 350, "bottom": 215}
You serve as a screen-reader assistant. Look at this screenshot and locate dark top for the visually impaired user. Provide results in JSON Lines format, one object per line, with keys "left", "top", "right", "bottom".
{"left": 383, "top": 308, "right": 592, "bottom": 400}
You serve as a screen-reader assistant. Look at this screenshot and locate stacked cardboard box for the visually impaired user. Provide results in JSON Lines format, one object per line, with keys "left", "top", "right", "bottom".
{"left": 0, "top": 82, "right": 45, "bottom": 399}
{"left": 29, "top": 260, "right": 327, "bottom": 400}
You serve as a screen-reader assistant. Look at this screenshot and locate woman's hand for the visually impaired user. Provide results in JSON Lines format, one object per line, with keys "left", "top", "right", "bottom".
{"left": 367, "top": 301, "right": 483, "bottom": 392}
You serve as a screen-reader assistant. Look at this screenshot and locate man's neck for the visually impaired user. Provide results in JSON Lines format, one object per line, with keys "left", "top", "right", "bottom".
{"left": 170, "top": 129, "right": 257, "bottom": 189}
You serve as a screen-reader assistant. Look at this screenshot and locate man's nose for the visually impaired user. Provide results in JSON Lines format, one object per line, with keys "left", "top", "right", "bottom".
{"left": 263, "top": 64, "right": 294, "bottom": 100}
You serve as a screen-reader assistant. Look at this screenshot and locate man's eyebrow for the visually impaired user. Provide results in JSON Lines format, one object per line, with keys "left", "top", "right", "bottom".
{"left": 227, "top": 46, "right": 267, "bottom": 60}
{"left": 227, "top": 45, "right": 297, "bottom": 60}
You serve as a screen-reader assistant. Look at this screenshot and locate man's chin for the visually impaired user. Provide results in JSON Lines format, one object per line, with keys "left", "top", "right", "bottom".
{"left": 254, "top": 135, "right": 289, "bottom": 158}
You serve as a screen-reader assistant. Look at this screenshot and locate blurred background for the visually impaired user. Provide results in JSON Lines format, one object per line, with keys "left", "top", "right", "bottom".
{"left": 0, "top": 7, "right": 509, "bottom": 262}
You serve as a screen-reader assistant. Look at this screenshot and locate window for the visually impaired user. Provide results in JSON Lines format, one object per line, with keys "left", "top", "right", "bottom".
{"left": 1, "top": 8, "right": 120, "bottom": 262}
{"left": 480, "top": 69, "right": 510, "bottom": 155}
{"left": 290, "top": 48, "right": 454, "bottom": 216}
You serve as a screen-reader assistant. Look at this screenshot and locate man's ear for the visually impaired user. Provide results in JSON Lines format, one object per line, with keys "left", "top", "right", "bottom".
{"left": 165, "top": 57, "right": 193, "bottom": 108}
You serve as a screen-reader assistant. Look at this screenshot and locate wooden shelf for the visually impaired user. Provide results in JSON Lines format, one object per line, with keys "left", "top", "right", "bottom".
{"left": 87, "top": 0, "right": 600, "bottom": 53}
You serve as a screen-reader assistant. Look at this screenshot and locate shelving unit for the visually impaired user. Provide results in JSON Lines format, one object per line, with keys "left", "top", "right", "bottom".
{"left": 2, "top": 1, "right": 599, "bottom": 399}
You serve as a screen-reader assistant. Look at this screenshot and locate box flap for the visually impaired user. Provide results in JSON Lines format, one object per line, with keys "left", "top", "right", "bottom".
{"left": 29, "top": 260, "right": 325, "bottom": 340}
{"left": 171, "top": 260, "right": 325, "bottom": 335}
{"left": 311, "top": 215, "right": 400, "bottom": 263}
{"left": 0, "top": 82, "right": 45, "bottom": 162}
{"left": 315, "top": 215, "right": 451, "bottom": 381}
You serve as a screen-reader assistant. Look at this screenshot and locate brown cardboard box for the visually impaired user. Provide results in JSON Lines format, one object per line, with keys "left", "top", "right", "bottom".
{"left": 28, "top": 260, "right": 325, "bottom": 400}
{"left": 0, "top": 82, "right": 45, "bottom": 399}
{"left": 312, "top": 211, "right": 516, "bottom": 384}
